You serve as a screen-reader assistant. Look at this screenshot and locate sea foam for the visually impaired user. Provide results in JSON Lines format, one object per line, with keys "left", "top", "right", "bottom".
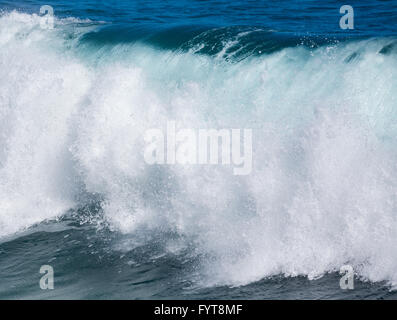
{"left": 0, "top": 11, "right": 396, "bottom": 288}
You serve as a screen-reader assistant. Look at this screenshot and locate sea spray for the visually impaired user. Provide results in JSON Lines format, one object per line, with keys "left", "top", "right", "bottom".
{"left": 0, "top": 11, "right": 396, "bottom": 289}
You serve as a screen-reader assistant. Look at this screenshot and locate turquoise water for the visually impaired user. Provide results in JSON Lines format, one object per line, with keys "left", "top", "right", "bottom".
{"left": 0, "top": 0, "right": 397, "bottom": 299}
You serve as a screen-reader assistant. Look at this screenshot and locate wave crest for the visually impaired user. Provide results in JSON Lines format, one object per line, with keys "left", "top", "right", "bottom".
{"left": 1, "top": 11, "right": 397, "bottom": 288}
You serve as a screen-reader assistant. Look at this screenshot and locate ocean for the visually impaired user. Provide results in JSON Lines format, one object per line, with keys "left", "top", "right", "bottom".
{"left": 0, "top": 0, "right": 397, "bottom": 299}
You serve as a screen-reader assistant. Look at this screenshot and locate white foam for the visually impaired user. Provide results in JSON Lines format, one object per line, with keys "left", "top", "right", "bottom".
{"left": 1, "top": 11, "right": 397, "bottom": 288}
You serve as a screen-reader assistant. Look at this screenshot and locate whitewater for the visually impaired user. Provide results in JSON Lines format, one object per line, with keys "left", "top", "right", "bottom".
{"left": 0, "top": 10, "right": 397, "bottom": 294}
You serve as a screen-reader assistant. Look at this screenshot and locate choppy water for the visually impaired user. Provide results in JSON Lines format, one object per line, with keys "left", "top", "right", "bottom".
{"left": 0, "top": 0, "right": 397, "bottom": 299}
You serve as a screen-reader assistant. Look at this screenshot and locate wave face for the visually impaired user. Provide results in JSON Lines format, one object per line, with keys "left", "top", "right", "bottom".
{"left": 1, "top": 11, "right": 397, "bottom": 289}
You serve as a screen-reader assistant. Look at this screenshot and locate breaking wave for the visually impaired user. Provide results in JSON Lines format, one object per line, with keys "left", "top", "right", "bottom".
{"left": 1, "top": 11, "right": 397, "bottom": 288}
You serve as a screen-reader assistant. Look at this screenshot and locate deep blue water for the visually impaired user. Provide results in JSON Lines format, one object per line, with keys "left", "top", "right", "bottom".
{"left": 1, "top": 0, "right": 397, "bottom": 36}
{"left": 0, "top": 0, "right": 397, "bottom": 299}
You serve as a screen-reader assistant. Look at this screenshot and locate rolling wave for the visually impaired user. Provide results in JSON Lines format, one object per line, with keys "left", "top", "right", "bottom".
{"left": 0, "top": 11, "right": 397, "bottom": 288}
